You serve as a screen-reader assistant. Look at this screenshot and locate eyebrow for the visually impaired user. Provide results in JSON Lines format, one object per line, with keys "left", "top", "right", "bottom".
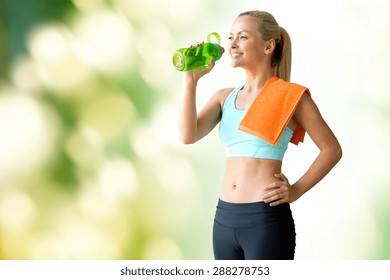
{"left": 229, "top": 30, "right": 250, "bottom": 35}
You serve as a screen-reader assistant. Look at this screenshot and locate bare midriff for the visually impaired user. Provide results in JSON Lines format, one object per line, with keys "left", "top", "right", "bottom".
{"left": 219, "top": 157, "right": 283, "bottom": 203}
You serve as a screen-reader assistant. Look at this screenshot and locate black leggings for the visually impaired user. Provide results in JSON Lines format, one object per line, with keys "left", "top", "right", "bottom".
{"left": 213, "top": 199, "right": 296, "bottom": 260}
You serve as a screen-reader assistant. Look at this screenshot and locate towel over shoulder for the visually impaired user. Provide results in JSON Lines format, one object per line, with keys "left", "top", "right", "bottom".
{"left": 238, "top": 76, "right": 310, "bottom": 146}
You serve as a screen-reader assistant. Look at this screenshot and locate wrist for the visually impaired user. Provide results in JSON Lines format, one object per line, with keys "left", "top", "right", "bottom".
{"left": 184, "top": 73, "right": 199, "bottom": 86}
{"left": 290, "top": 184, "right": 301, "bottom": 203}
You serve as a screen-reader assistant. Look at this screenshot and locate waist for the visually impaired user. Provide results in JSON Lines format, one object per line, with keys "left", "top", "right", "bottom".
{"left": 220, "top": 158, "right": 282, "bottom": 203}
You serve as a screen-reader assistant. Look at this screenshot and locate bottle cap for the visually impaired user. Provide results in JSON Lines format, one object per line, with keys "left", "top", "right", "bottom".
{"left": 172, "top": 51, "right": 184, "bottom": 71}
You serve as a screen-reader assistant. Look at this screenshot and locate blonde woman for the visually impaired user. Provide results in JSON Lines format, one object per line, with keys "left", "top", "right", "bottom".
{"left": 179, "top": 10, "right": 342, "bottom": 260}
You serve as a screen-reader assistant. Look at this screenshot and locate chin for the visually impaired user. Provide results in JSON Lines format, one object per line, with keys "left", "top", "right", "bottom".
{"left": 231, "top": 61, "right": 240, "bottom": 68}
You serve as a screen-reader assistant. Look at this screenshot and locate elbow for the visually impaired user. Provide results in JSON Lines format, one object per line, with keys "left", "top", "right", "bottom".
{"left": 331, "top": 142, "right": 343, "bottom": 165}
{"left": 181, "top": 138, "right": 196, "bottom": 145}
{"left": 180, "top": 135, "right": 197, "bottom": 145}
{"left": 336, "top": 144, "right": 343, "bottom": 163}
{"left": 320, "top": 141, "right": 343, "bottom": 165}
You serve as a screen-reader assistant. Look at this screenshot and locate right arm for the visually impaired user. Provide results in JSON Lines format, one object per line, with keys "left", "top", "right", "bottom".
{"left": 179, "top": 61, "right": 228, "bottom": 144}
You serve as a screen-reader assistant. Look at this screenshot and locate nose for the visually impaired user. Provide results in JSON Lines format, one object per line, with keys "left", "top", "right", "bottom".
{"left": 229, "top": 38, "right": 238, "bottom": 50}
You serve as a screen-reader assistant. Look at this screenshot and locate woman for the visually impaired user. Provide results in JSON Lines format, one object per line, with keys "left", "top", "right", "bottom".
{"left": 178, "top": 10, "right": 342, "bottom": 260}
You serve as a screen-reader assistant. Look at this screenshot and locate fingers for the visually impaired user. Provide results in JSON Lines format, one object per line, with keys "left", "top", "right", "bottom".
{"left": 263, "top": 173, "right": 291, "bottom": 206}
{"left": 263, "top": 185, "right": 290, "bottom": 205}
{"left": 189, "top": 41, "right": 204, "bottom": 48}
{"left": 264, "top": 173, "right": 288, "bottom": 190}
{"left": 274, "top": 172, "right": 289, "bottom": 183}
{"left": 263, "top": 180, "right": 280, "bottom": 191}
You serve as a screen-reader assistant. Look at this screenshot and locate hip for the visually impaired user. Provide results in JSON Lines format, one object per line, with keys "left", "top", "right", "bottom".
{"left": 214, "top": 199, "right": 294, "bottom": 228}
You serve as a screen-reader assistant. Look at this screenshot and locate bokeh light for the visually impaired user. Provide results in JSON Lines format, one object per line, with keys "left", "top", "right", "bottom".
{"left": 0, "top": 92, "right": 58, "bottom": 183}
{"left": 0, "top": 0, "right": 389, "bottom": 260}
{"left": 28, "top": 23, "right": 92, "bottom": 93}
{"left": 72, "top": 8, "right": 134, "bottom": 76}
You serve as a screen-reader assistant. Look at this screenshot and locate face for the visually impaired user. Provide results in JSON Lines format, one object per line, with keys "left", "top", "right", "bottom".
{"left": 228, "top": 15, "right": 272, "bottom": 68}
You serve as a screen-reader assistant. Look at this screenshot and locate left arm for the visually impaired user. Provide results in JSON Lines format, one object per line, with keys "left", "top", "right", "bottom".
{"left": 263, "top": 93, "right": 342, "bottom": 206}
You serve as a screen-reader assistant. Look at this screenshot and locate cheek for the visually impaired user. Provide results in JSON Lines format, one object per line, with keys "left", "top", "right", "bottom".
{"left": 246, "top": 41, "right": 264, "bottom": 53}
{"left": 247, "top": 46, "right": 265, "bottom": 60}
{"left": 257, "top": 43, "right": 269, "bottom": 57}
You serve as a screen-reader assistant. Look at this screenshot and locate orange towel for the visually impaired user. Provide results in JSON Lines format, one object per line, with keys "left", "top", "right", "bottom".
{"left": 238, "top": 76, "right": 310, "bottom": 146}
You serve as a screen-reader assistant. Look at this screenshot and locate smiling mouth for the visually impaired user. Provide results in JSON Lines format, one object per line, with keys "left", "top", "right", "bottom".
{"left": 231, "top": 53, "right": 242, "bottom": 57}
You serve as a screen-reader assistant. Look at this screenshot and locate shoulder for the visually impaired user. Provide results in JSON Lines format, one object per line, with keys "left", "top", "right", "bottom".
{"left": 211, "top": 87, "right": 236, "bottom": 108}
{"left": 217, "top": 87, "right": 235, "bottom": 99}
{"left": 294, "top": 91, "right": 321, "bottom": 125}
{"left": 276, "top": 78, "right": 309, "bottom": 94}
{"left": 298, "top": 91, "right": 315, "bottom": 108}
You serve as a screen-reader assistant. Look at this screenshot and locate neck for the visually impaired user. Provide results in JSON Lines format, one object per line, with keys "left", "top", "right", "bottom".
{"left": 244, "top": 68, "right": 273, "bottom": 94}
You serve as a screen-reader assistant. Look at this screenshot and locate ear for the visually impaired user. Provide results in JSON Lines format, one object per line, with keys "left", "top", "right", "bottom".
{"left": 264, "top": 39, "right": 276, "bottom": 54}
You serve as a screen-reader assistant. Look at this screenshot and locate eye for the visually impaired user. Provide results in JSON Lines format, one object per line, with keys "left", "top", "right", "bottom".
{"left": 240, "top": 36, "right": 248, "bottom": 40}
{"left": 228, "top": 36, "right": 233, "bottom": 41}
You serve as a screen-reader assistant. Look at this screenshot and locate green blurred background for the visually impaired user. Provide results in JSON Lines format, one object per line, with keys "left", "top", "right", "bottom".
{"left": 0, "top": 0, "right": 389, "bottom": 259}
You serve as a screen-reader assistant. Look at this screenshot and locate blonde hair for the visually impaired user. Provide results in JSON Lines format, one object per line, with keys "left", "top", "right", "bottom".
{"left": 239, "top": 11, "right": 292, "bottom": 81}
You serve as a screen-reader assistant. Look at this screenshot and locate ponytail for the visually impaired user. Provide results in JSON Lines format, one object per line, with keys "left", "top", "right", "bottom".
{"left": 273, "top": 27, "right": 291, "bottom": 82}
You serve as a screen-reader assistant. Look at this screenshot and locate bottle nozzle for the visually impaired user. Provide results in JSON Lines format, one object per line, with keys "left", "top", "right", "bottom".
{"left": 207, "top": 32, "right": 221, "bottom": 45}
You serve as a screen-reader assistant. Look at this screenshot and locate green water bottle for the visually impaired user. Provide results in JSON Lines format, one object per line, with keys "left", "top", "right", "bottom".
{"left": 172, "top": 32, "right": 225, "bottom": 72}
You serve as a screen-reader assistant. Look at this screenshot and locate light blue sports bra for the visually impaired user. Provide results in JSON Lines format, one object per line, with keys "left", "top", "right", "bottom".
{"left": 219, "top": 85, "right": 293, "bottom": 161}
